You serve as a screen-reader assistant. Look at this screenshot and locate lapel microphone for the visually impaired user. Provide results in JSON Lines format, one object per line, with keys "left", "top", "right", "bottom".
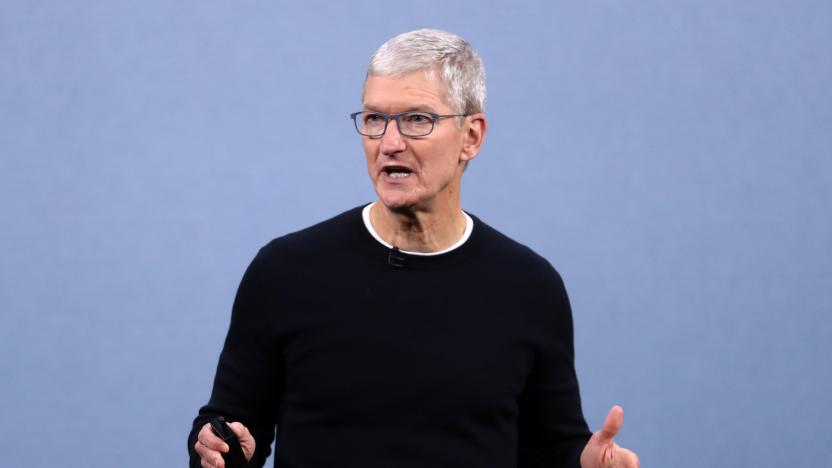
{"left": 388, "top": 246, "right": 405, "bottom": 269}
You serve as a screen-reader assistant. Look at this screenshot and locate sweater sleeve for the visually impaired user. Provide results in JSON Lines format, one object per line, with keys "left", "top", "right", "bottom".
{"left": 517, "top": 267, "right": 592, "bottom": 468}
{"left": 187, "top": 249, "right": 284, "bottom": 468}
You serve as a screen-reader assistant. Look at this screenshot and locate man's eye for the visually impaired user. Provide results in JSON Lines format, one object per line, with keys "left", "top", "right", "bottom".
{"left": 405, "top": 113, "right": 432, "bottom": 123}
{"left": 364, "top": 113, "right": 384, "bottom": 123}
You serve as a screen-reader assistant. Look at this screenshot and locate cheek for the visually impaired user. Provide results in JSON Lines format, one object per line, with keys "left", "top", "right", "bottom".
{"left": 362, "top": 140, "right": 376, "bottom": 161}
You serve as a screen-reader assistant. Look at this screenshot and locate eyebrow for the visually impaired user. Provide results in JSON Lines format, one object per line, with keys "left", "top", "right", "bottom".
{"left": 363, "top": 104, "right": 438, "bottom": 113}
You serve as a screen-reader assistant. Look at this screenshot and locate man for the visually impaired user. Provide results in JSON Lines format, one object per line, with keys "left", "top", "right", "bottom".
{"left": 189, "top": 29, "right": 639, "bottom": 468}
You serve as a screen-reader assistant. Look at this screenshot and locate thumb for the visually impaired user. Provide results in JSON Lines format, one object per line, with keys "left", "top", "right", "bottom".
{"left": 591, "top": 405, "right": 624, "bottom": 446}
{"left": 227, "top": 422, "right": 256, "bottom": 461}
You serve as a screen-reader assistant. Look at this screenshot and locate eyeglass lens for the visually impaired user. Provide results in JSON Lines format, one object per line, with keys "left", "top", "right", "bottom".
{"left": 356, "top": 112, "right": 435, "bottom": 137}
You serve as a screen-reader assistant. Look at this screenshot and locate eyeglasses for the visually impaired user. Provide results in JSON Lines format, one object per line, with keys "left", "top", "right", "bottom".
{"left": 350, "top": 111, "right": 468, "bottom": 137}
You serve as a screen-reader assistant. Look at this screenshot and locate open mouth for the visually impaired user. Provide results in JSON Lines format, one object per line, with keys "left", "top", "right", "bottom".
{"left": 383, "top": 166, "right": 413, "bottom": 179}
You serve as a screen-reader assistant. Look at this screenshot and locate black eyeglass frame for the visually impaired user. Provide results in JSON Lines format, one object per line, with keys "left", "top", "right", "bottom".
{"left": 350, "top": 111, "right": 469, "bottom": 137}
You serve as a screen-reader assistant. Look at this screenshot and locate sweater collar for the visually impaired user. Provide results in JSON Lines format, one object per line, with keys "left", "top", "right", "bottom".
{"left": 361, "top": 202, "right": 474, "bottom": 256}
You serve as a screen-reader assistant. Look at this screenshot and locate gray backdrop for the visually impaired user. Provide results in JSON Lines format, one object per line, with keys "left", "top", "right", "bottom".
{"left": 1, "top": 1, "right": 829, "bottom": 467}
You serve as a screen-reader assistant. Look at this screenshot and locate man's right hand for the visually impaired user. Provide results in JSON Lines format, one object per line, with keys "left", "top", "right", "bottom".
{"left": 194, "top": 420, "right": 256, "bottom": 468}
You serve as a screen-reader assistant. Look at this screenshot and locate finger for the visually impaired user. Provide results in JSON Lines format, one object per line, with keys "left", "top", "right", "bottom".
{"left": 200, "top": 451, "right": 226, "bottom": 468}
{"left": 619, "top": 447, "right": 640, "bottom": 468}
{"left": 611, "top": 446, "right": 640, "bottom": 468}
{"left": 194, "top": 428, "right": 228, "bottom": 468}
{"left": 226, "top": 421, "right": 249, "bottom": 439}
{"left": 200, "top": 456, "right": 216, "bottom": 468}
{"left": 198, "top": 423, "right": 230, "bottom": 453}
{"left": 194, "top": 439, "right": 224, "bottom": 467}
{"left": 226, "top": 421, "right": 256, "bottom": 461}
{"left": 197, "top": 449, "right": 226, "bottom": 468}
{"left": 194, "top": 439, "right": 212, "bottom": 457}
{"left": 594, "top": 405, "right": 624, "bottom": 446}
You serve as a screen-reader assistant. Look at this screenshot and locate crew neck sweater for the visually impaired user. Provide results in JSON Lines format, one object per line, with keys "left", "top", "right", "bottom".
{"left": 189, "top": 205, "right": 591, "bottom": 468}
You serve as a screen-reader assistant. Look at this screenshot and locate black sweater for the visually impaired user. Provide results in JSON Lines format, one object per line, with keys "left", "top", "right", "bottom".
{"left": 189, "top": 205, "right": 590, "bottom": 468}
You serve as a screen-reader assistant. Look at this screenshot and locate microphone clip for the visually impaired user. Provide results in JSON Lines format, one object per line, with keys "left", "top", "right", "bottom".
{"left": 388, "top": 246, "right": 406, "bottom": 269}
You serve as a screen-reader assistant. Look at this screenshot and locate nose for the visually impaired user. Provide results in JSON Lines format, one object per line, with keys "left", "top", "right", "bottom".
{"left": 379, "top": 117, "right": 406, "bottom": 154}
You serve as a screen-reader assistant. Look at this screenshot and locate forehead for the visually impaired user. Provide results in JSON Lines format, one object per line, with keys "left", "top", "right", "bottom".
{"left": 362, "top": 71, "right": 450, "bottom": 112}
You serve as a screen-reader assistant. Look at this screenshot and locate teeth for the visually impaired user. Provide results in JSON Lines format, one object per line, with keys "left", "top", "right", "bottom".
{"left": 389, "top": 172, "right": 410, "bottom": 178}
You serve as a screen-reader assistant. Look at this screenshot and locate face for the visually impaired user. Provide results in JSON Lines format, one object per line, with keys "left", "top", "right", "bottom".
{"left": 361, "top": 71, "right": 485, "bottom": 213}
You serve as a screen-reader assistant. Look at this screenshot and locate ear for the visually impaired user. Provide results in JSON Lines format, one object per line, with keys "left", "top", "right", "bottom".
{"left": 460, "top": 113, "right": 487, "bottom": 163}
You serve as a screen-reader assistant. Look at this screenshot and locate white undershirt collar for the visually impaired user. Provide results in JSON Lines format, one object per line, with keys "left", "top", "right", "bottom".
{"left": 362, "top": 202, "right": 473, "bottom": 256}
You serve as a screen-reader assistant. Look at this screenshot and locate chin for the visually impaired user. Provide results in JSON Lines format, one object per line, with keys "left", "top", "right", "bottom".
{"left": 378, "top": 196, "right": 416, "bottom": 211}
{"left": 375, "top": 188, "right": 421, "bottom": 212}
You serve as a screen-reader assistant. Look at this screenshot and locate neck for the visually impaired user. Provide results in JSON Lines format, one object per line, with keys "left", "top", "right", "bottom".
{"left": 370, "top": 200, "right": 466, "bottom": 253}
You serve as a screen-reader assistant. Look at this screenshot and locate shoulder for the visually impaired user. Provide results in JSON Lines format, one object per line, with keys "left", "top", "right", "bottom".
{"left": 468, "top": 213, "right": 565, "bottom": 286}
{"left": 468, "top": 213, "right": 574, "bottom": 338}
{"left": 250, "top": 204, "right": 367, "bottom": 272}
{"left": 265, "top": 205, "right": 364, "bottom": 249}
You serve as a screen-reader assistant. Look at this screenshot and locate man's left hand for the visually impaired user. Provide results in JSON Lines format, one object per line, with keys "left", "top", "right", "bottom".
{"left": 580, "top": 405, "right": 640, "bottom": 468}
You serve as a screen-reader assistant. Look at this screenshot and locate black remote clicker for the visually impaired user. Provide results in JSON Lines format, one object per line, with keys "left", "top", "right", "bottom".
{"left": 209, "top": 416, "right": 249, "bottom": 468}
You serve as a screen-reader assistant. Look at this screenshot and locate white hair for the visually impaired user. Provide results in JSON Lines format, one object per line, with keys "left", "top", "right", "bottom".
{"left": 365, "top": 29, "right": 486, "bottom": 115}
